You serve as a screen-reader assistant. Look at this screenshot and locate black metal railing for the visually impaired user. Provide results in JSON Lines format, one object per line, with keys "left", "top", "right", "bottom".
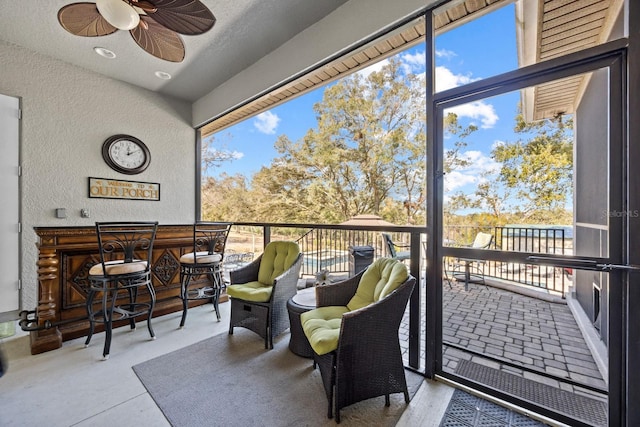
{"left": 225, "top": 222, "right": 571, "bottom": 294}
{"left": 443, "top": 224, "right": 572, "bottom": 295}
{"left": 225, "top": 223, "right": 424, "bottom": 278}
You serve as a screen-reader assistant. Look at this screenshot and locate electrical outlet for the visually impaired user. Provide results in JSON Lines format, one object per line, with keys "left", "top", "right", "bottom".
{"left": 80, "top": 208, "right": 90, "bottom": 218}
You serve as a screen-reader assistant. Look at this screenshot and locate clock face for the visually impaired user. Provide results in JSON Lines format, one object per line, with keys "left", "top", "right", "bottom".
{"left": 109, "top": 139, "right": 146, "bottom": 169}
{"left": 102, "top": 135, "right": 150, "bottom": 175}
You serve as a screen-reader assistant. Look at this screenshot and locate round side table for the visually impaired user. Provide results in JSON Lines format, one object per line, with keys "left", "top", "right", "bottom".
{"left": 286, "top": 287, "right": 316, "bottom": 358}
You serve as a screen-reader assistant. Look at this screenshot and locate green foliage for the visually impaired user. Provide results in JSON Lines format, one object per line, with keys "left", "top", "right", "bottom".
{"left": 201, "top": 174, "right": 253, "bottom": 222}
{"left": 444, "top": 108, "right": 574, "bottom": 227}
{"left": 494, "top": 113, "right": 573, "bottom": 217}
{"left": 202, "top": 61, "right": 573, "bottom": 230}
{"left": 242, "top": 57, "right": 427, "bottom": 225}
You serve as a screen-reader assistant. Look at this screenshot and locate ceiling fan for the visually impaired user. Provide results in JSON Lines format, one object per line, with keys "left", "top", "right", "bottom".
{"left": 57, "top": 0, "right": 216, "bottom": 62}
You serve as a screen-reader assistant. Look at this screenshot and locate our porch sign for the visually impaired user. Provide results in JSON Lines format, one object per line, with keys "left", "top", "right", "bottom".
{"left": 88, "top": 177, "right": 160, "bottom": 201}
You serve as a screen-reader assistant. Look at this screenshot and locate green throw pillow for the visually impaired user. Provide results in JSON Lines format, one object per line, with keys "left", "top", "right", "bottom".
{"left": 257, "top": 241, "right": 300, "bottom": 285}
{"left": 347, "top": 258, "right": 408, "bottom": 311}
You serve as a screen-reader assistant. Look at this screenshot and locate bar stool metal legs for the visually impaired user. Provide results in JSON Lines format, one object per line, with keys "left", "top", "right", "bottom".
{"left": 179, "top": 262, "right": 224, "bottom": 327}
{"left": 85, "top": 275, "right": 156, "bottom": 360}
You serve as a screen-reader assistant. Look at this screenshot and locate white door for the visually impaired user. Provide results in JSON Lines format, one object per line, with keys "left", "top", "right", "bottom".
{"left": 0, "top": 94, "right": 20, "bottom": 315}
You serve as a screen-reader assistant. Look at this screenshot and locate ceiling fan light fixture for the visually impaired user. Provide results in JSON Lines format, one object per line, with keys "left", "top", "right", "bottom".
{"left": 58, "top": 0, "right": 215, "bottom": 62}
{"left": 96, "top": 0, "right": 140, "bottom": 31}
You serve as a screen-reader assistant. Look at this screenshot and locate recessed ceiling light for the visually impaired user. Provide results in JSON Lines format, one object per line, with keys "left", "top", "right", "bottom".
{"left": 155, "top": 71, "right": 172, "bottom": 80}
{"left": 93, "top": 47, "right": 116, "bottom": 59}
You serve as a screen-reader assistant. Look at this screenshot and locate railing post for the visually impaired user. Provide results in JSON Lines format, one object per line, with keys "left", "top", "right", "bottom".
{"left": 264, "top": 225, "right": 271, "bottom": 248}
{"left": 408, "top": 230, "right": 421, "bottom": 370}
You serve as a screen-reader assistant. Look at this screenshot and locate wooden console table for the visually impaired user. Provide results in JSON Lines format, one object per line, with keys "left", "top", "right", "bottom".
{"left": 28, "top": 224, "right": 228, "bottom": 354}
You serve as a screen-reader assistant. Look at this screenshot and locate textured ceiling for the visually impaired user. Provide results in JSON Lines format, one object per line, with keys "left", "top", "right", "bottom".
{"left": 0, "top": 0, "right": 349, "bottom": 102}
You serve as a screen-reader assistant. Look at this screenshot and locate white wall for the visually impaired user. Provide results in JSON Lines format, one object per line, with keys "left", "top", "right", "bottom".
{"left": 0, "top": 40, "right": 196, "bottom": 310}
{"left": 192, "top": 0, "right": 430, "bottom": 127}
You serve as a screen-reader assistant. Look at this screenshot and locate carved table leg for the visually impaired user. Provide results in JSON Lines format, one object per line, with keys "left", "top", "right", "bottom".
{"left": 30, "top": 248, "right": 62, "bottom": 354}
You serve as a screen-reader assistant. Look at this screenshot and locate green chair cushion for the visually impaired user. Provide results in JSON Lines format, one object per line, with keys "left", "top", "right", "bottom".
{"left": 226, "top": 281, "right": 273, "bottom": 302}
{"left": 257, "top": 241, "right": 300, "bottom": 285}
{"left": 300, "top": 306, "right": 350, "bottom": 355}
{"left": 347, "top": 258, "right": 408, "bottom": 311}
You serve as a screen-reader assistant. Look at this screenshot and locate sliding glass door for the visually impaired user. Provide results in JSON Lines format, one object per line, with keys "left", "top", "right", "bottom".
{"left": 428, "top": 46, "right": 625, "bottom": 426}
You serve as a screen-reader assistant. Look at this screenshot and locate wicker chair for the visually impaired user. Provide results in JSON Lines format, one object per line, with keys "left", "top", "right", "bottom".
{"left": 301, "top": 258, "right": 416, "bottom": 422}
{"left": 227, "top": 241, "right": 302, "bottom": 349}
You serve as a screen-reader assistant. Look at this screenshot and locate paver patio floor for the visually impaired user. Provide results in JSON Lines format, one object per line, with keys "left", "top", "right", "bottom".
{"left": 400, "top": 277, "right": 607, "bottom": 404}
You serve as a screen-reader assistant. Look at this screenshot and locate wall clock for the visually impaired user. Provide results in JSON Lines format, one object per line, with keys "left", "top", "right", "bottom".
{"left": 102, "top": 134, "right": 151, "bottom": 175}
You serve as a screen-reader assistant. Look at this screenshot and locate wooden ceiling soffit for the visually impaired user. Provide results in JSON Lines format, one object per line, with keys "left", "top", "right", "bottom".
{"left": 199, "top": 0, "right": 512, "bottom": 137}
{"left": 525, "top": 0, "right": 623, "bottom": 122}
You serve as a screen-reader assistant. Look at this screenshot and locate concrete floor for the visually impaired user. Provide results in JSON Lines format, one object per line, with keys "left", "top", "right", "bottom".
{"left": 0, "top": 302, "right": 453, "bottom": 427}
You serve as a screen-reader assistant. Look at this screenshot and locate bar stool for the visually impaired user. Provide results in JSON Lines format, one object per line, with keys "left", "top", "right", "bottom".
{"left": 85, "top": 221, "right": 158, "bottom": 360}
{"left": 179, "top": 222, "right": 231, "bottom": 327}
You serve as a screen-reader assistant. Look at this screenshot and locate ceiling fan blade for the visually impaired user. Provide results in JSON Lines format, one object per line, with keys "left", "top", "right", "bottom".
{"left": 130, "top": 17, "right": 185, "bottom": 62}
{"left": 58, "top": 2, "right": 118, "bottom": 37}
{"left": 141, "top": 0, "right": 215, "bottom": 36}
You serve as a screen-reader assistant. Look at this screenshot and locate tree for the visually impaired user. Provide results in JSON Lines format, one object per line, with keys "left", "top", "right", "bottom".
{"left": 248, "top": 154, "right": 321, "bottom": 223}
{"left": 493, "top": 112, "right": 573, "bottom": 220}
{"left": 201, "top": 133, "right": 241, "bottom": 178}
{"left": 257, "top": 57, "right": 427, "bottom": 224}
{"left": 201, "top": 173, "right": 252, "bottom": 221}
{"left": 443, "top": 102, "right": 574, "bottom": 225}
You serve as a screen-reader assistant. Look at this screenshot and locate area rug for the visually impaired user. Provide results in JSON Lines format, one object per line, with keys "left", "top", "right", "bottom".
{"left": 133, "top": 330, "right": 423, "bottom": 427}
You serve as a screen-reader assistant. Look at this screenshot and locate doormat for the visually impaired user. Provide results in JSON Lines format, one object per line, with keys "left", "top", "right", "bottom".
{"left": 455, "top": 359, "right": 607, "bottom": 427}
{"left": 439, "top": 388, "right": 545, "bottom": 426}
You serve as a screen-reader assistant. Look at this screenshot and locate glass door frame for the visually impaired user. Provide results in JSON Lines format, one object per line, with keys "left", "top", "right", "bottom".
{"left": 424, "top": 38, "right": 628, "bottom": 426}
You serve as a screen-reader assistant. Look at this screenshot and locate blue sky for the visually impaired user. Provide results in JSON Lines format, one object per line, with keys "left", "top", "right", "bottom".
{"left": 205, "top": 3, "right": 522, "bottom": 203}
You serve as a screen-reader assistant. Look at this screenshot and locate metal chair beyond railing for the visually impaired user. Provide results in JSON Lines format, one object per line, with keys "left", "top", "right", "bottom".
{"left": 444, "top": 225, "right": 573, "bottom": 295}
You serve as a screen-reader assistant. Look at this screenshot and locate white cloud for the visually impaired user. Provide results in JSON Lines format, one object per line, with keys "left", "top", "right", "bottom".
{"left": 435, "top": 66, "right": 477, "bottom": 91}
{"left": 491, "top": 140, "right": 506, "bottom": 150}
{"left": 435, "top": 49, "right": 457, "bottom": 60}
{"left": 444, "top": 170, "right": 478, "bottom": 192}
{"left": 462, "top": 150, "right": 501, "bottom": 174}
{"left": 358, "top": 50, "right": 427, "bottom": 78}
{"left": 432, "top": 63, "right": 499, "bottom": 128}
{"left": 401, "top": 50, "right": 426, "bottom": 74}
{"left": 444, "top": 150, "right": 500, "bottom": 193}
{"left": 254, "top": 111, "right": 280, "bottom": 134}
{"left": 447, "top": 101, "right": 499, "bottom": 129}
{"left": 210, "top": 148, "right": 244, "bottom": 160}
